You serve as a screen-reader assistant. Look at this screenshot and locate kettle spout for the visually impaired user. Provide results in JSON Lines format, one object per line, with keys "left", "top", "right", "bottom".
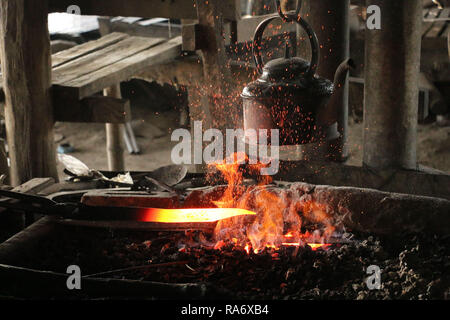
{"left": 318, "top": 58, "right": 355, "bottom": 126}
{"left": 333, "top": 58, "right": 355, "bottom": 90}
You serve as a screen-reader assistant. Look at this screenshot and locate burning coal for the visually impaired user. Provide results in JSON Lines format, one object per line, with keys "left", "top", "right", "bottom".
{"left": 209, "top": 153, "right": 339, "bottom": 254}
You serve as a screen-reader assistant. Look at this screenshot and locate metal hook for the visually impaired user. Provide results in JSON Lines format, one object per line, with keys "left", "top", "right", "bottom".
{"left": 252, "top": 3, "right": 319, "bottom": 79}
{"left": 275, "top": 0, "right": 302, "bottom": 22}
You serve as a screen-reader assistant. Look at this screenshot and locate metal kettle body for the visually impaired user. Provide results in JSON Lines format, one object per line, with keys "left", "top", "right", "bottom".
{"left": 242, "top": 1, "right": 352, "bottom": 146}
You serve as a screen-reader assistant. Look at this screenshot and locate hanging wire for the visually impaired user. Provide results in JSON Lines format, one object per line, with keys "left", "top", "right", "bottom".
{"left": 252, "top": 0, "right": 319, "bottom": 79}
{"left": 275, "top": 0, "right": 302, "bottom": 22}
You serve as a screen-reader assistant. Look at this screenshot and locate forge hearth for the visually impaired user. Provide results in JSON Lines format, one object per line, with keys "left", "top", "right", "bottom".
{"left": 1, "top": 220, "right": 449, "bottom": 300}
{"left": 0, "top": 178, "right": 449, "bottom": 300}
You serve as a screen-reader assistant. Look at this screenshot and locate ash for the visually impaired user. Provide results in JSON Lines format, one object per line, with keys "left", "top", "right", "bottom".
{"left": 20, "top": 226, "right": 450, "bottom": 300}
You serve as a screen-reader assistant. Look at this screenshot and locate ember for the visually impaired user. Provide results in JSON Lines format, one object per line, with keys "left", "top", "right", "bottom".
{"left": 208, "top": 153, "right": 338, "bottom": 254}
{"left": 13, "top": 226, "right": 449, "bottom": 300}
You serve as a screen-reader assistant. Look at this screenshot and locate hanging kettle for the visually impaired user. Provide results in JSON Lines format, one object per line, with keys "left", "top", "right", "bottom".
{"left": 242, "top": 0, "right": 352, "bottom": 146}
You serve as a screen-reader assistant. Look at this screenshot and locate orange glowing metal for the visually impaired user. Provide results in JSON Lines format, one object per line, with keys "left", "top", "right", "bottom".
{"left": 142, "top": 208, "right": 256, "bottom": 223}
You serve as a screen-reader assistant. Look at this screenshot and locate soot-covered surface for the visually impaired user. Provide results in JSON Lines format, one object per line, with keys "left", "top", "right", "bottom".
{"left": 17, "top": 226, "right": 450, "bottom": 300}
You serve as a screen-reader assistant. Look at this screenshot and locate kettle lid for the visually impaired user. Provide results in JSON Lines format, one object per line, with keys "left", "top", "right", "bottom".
{"left": 261, "top": 57, "right": 311, "bottom": 83}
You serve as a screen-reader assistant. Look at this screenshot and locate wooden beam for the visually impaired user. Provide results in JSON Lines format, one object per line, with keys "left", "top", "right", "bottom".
{"left": 48, "top": 0, "right": 240, "bottom": 21}
{"left": 13, "top": 178, "right": 56, "bottom": 195}
{"left": 54, "top": 95, "right": 131, "bottom": 123}
{"left": 182, "top": 23, "right": 205, "bottom": 51}
{"left": 0, "top": 0, "right": 58, "bottom": 186}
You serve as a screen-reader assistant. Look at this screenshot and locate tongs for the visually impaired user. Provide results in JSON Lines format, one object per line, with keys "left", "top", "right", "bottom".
{"left": 0, "top": 189, "right": 256, "bottom": 223}
{"left": 0, "top": 189, "right": 78, "bottom": 217}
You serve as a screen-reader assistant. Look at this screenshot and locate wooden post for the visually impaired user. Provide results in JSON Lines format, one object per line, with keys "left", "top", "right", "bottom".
{"left": 194, "top": 0, "right": 242, "bottom": 171}
{"left": 363, "top": 0, "right": 422, "bottom": 170}
{"left": 0, "top": 0, "right": 58, "bottom": 186}
{"left": 104, "top": 85, "right": 125, "bottom": 171}
{"left": 195, "top": 0, "right": 240, "bottom": 132}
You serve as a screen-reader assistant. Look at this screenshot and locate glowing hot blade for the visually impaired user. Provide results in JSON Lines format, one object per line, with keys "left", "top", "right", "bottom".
{"left": 141, "top": 208, "right": 256, "bottom": 223}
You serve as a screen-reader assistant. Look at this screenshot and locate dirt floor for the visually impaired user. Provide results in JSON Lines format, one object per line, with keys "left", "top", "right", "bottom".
{"left": 54, "top": 83, "right": 450, "bottom": 178}
{"left": 54, "top": 110, "right": 181, "bottom": 176}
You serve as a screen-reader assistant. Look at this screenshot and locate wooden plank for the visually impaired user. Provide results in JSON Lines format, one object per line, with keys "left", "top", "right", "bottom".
{"left": 51, "top": 32, "right": 129, "bottom": 68}
{"left": 53, "top": 36, "right": 165, "bottom": 86}
{"left": 0, "top": 0, "right": 58, "bottom": 186}
{"left": 12, "top": 178, "right": 55, "bottom": 195}
{"left": 56, "top": 36, "right": 182, "bottom": 100}
{"left": 53, "top": 95, "right": 131, "bottom": 123}
{"left": 48, "top": 0, "right": 240, "bottom": 21}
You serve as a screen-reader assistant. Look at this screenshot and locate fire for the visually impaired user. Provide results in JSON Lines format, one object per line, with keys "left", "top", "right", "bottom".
{"left": 209, "top": 153, "right": 336, "bottom": 254}
{"left": 307, "top": 243, "right": 332, "bottom": 251}
{"left": 142, "top": 208, "right": 256, "bottom": 223}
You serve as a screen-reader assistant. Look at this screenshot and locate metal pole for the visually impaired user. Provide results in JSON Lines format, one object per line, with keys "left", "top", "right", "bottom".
{"left": 299, "top": 0, "right": 350, "bottom": 162}
{"left": 104, "top": 85, "right": 125, "bottom": 171}
{"left": 363, "top": 0, "right": 422, "bottom": 170}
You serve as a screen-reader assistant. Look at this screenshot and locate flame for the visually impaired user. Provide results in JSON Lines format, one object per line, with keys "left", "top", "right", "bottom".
{"left": 307, "top": 243, "right": 332, "bottom": 251}
{"left": 209, "top": 153, "right": 337, "bottom": 254}
{"left": 141, "top": 208, "right": 256, "bottom": 223}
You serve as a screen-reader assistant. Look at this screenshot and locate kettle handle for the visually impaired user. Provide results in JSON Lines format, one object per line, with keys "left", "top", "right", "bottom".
{"left": 253, "top": 1, "right": 319, "bottom": 79}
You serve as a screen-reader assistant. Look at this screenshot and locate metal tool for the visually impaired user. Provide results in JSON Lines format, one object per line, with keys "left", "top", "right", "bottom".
{"left": 0, "top": 189, "right": 256, "bottom": 223}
